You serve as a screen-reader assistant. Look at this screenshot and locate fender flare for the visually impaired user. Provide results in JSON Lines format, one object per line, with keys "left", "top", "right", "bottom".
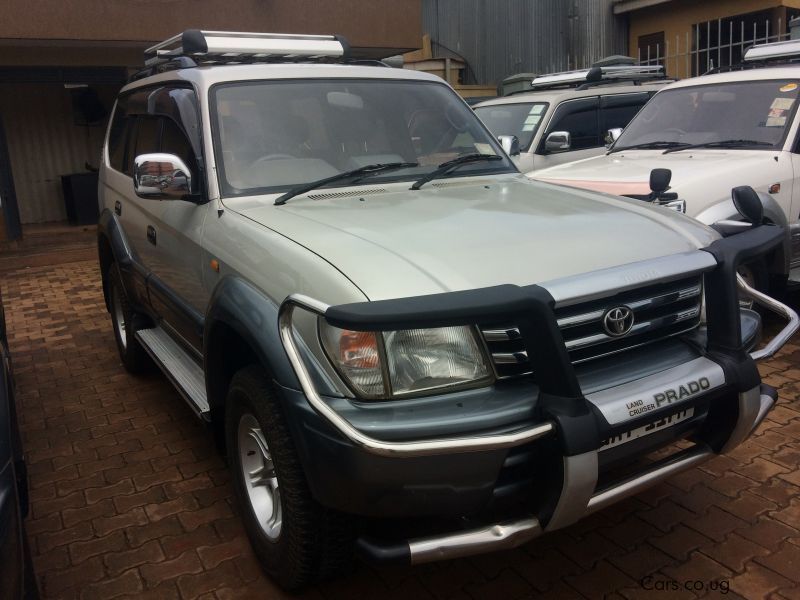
{"left": 695, "top": 194, "right": 790, "bottom": 275}
{"left": 204, "top": 276, "right": 299, "bottom": 394}
{"left": 97, "top": 209, "right": 146, "bottom": 310}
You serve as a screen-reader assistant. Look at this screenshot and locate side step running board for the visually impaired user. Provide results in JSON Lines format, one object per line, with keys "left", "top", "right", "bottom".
{"left": 136, "top": 327, "right": 210, "bottom": 419}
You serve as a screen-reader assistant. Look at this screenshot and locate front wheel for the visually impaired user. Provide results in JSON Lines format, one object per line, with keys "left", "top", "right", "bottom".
{"left": 225, "top": 366, "right": 355, "bottom": 590}
{"left": 107, "top": 265, "right": 151, "bottom": 373}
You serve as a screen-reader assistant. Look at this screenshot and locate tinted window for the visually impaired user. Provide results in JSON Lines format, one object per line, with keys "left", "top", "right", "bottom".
{"left": 134, "top": 116, "right": 161, "bottom": 157}
{"left": 474, "top": 102, "right": 548, "bottom": 151}
{"left": 600, "top": 93, "right": 651, "bottom": 132}
{"left": 616, "top": 80, "right": 800, "bottom": 150}
{"left": 212, "top": 79, "right": 514, "bottom": 196}
{"left": 161, "top": 118, "right": 196, "bottom": 174}
{"left": 545, "top": 100, "right": 600, "bottom": 150}
{"left": 108, "top": 101, "right": 134, "bottom": 173}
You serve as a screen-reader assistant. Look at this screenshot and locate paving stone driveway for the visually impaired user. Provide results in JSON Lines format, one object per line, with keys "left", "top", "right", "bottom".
{"left": 4, "top": 259, "right": 800, "bottom": 600}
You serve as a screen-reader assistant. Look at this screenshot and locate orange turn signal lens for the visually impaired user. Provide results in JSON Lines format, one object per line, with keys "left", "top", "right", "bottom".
{"left": 338, "top": 330, "right": 380, "bottom": 369}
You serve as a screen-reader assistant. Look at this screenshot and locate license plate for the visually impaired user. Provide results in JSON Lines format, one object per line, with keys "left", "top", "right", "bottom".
{"left": 599, "top": 407, "right": 695, "bottom": 452}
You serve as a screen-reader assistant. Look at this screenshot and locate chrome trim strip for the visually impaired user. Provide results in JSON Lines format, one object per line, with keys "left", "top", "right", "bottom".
{"left": 278, "top": 294, "right": 555, "bottom": 457}
{"left": 738, "top": 275, "right": 799, "bottom": 361}
{"left": 585, "top": 356, "right": 726, "bottom": 425}
{"left": 587, "top": 444, "right": 714, "bottom": 514}
{"left": 482, "top": 328, "right": 522, "bottom": 342}
{"left": 540, "top": 251, "right": 717, "bottom": 308}
{"left": 556, "top": 284, "right": 701, "bottom": 330}
{"left": 408, "top": 517, "right": 542, "bottom": 564}
{"left": 492, "top": 351, "right": 529, "bottom": 364}
{"left": 565, "top": 307, "right": 700, "bottom": 351}
{"left": 557, "top": 309, "right": 605, "bottom": 329}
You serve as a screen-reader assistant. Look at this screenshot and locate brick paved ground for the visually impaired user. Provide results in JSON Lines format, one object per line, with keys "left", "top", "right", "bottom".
{"left": 3, "top": 258, "right": 800, "bottom": 600}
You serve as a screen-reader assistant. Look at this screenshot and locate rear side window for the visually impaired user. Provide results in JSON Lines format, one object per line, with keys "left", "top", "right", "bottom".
{"left": 543, "top": 98, "right": 600, "bottom": 151}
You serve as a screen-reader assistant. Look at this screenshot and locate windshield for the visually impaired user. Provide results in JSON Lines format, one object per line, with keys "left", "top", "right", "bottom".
{"left": 474, "top": 102, "right": 548, "bottom": 151}
{"left": 212, "top": 79, "right": 515, "bottom": 196}
{"left": 614, "top": 79, "right": 800, "bottom": 151}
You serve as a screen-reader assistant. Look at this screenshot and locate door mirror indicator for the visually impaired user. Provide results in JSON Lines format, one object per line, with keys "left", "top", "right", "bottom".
{"left": 498, "top": 135, "right": 521, "bottom": 156}
{"left": 133, "top": 153, "right": 193, "bottom": 200}
{"left": 544, "top": 131, "right": 571, "bottom": 153}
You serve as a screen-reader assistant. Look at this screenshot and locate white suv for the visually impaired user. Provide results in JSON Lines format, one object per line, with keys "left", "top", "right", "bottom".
{"left": 533, "top": 40, "right": 800, "bottom": 289}
{"left": 473, "top": 65, "right": 668, "bottom": 172}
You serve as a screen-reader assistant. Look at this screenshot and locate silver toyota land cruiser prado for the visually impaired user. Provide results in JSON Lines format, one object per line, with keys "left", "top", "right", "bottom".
{"left": 98, "top": 30, "right": 798, "bottom": 590}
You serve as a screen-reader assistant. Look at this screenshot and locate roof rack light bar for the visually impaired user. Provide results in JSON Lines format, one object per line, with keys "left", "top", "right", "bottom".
{"left": 531, "top": 64, "right": 664, "bottom": 89}
{"left": 144, "top": 29, "right": 349, "bottom": 66}
{"left": 744, "top": 39, "right": 800, "bottom": 62}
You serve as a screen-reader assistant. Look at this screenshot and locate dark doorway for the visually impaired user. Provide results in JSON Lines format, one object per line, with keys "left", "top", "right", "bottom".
{"left": 0, "top": 118, "right": 21, "bottom": 242}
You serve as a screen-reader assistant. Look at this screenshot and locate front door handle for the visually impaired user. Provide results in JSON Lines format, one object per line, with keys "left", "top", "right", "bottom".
{"left": 146, "top": 225, "right": 157, "bottom": 246}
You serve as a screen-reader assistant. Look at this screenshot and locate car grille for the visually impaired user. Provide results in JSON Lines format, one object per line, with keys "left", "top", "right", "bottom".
{"left": 480, "top": 276, "right": 703, "bottom": 378}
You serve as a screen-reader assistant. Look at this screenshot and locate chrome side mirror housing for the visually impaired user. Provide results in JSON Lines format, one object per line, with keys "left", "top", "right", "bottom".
{"left": 605, "top": 127, "right": 623, "bottom": 146}
{"left": 133, "top": 153, "right": 193, "bottom": 200}
{"left": 498, "top": 134, "right": 521, "bottom": 157}
{"left": 544, "top": 131, "right": 571, "bottom": 153}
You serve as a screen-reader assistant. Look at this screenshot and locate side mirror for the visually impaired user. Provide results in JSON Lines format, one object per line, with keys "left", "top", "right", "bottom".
{"left": 732, "top": 185, "right": 764, "bottom": 224}
{"left": 649, "top": 168, "right": 672, "bottom": 195}
{"left": 134, "top": 153, "right": 193, "bottom": 200}
{"left": 544, "top": 131, "right": 571, "bottom": 153}
{"left": 605, "top": 127, "right": 623, "bottom": 146}
{"left": 498, "top": 135, "right": 521, "bottom": 156}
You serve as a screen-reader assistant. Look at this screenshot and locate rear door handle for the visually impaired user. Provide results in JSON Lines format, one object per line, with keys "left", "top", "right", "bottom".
{"left": 114, "top": 201, "right": 122, "bottom": 216}
{"left": 146, "top": 225, "right": 157, "bottom": 246}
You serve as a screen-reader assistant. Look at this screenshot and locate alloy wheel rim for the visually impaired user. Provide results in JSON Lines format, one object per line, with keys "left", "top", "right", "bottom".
{"left": 238, "top": 413, "right": 282, "bottom": 541}
{"left": 111, "top": 284, "right": 127, "bottom": 349}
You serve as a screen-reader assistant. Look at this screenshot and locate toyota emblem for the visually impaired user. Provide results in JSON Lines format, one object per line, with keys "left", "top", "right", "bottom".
{"left": 603, "top": 306, "right": 634, "bottom": 337}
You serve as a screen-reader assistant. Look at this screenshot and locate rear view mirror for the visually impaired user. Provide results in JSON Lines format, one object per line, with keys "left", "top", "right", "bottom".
{"left": 327, "top": 91, "right": 364, "bottom": 110}
{"left": 498, "top": 135, "right": 521, "bottom": 156}
{"left": 133, "top": 153, "right": 193, "bottom": 200}
{"left": 544, "top": 131, "right": 571, "bottom": 153}
{"left": 732, "top": 185, "right": 764, "bottom": 224}
{"left": 605, "top": 127, "right": 623, "bottom": 146}
{"left": 649, "top": 168, "right": 672, "bottom": 195}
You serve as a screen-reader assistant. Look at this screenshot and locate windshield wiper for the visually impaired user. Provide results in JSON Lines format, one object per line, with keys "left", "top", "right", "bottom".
{"left": 410, "top": 154, "right": 503, "bottom": 190}
{"left": 274, "top": 162, "right": 418, "bottom": 205}
{"left": 607, "top": 141, "right": 688, "bottom": 154}
{"left": 662, "top": 139, "right": 775, "bottom": 154}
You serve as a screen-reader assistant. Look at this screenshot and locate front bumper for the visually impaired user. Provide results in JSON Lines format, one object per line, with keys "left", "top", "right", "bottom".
{"left": 278, "top": 225, "right": 797, "bottom": 564}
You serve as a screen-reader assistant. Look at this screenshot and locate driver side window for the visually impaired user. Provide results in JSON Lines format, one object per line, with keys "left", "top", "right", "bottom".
{"left": 541, "top": 98, "right": 600, "bottom": 152}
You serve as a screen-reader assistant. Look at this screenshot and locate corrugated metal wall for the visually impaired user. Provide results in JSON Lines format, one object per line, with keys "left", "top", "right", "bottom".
{"left": 422, "top": 0, "right": 627, "bottom": 85}
{"left": 0, "top": 83, "right": 116, "bottom": 224}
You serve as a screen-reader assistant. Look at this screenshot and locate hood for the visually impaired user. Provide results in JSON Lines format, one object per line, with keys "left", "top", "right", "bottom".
{"left": 531, "top": 149, "right": 781, "bottom": 197}
{"left": 233, "top": 175, "right": 717, "bottom": 301}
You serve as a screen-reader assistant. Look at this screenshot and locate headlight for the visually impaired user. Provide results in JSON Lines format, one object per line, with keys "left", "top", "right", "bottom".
{"left": 320, "top": 321, "right": 493, "bottom": 399}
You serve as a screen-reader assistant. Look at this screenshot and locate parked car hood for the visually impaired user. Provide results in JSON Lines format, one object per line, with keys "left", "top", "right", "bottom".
{"left": 234, "top": 175, "right": 717, "bottom": 301}
{"left": 530, "top": 149, "right": 779, "bottom": 198}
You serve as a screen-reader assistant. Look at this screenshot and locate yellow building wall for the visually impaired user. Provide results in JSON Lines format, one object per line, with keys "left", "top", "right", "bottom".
{"left": 628, "top": 0, "right": 800, "bottom": 78}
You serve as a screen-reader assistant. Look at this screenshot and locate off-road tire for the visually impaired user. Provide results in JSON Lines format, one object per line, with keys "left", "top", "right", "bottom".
{"left": 107, "top": 265, "right": 151, "bottom": 374}
{"left": 225, "top": 365, "right": 355, "bottom": 591}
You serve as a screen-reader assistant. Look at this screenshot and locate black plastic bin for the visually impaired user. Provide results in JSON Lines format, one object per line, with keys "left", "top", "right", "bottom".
{"left": 61, "top": 172, "right": 99, "bottom": 226}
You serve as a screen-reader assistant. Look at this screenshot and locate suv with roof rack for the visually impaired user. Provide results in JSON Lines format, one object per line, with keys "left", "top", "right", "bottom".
{"left": 533, "top": 39, "right": 800, "bottom": 291}
{"left": 473, "top": 62, "right": 670, "bottom": 172}
{"left": 98, "top": 30, "right": 797, "bottom": 590}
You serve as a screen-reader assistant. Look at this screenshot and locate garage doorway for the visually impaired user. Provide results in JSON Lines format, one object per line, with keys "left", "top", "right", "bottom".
{"left": 0, "top": 118, "right": 21, "bottom": 242}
